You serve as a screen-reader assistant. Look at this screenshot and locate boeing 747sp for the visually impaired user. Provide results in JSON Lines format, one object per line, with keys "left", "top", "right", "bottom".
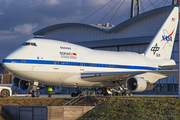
{"left": 2, "top": 6, "right": 179, "bottom": 97}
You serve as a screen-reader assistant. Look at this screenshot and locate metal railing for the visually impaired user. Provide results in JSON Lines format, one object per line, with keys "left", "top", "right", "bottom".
{"left": 63, "top": 91, "right": 87, "bottom": 106}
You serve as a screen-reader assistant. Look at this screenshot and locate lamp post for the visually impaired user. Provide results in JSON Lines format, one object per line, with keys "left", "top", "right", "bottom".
{"left": 178, "top": 0, "right": 180, "bottom": 98}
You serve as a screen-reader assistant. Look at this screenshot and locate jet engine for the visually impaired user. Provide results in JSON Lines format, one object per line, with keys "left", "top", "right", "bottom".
{"left": 19, "top": 80, "right": 33, "bottom": 91}
{"left": 126, "top": 76, "right": 154, "bottom": 92}
{"left": 13, "top": 77, "right": 33, "bottom": 91}
{"left": 13, "top": 77, "right": 20, "bottom": 87}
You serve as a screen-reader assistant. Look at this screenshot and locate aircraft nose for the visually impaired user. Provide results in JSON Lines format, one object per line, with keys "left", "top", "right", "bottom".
{"left": 2, "top": 46, "right": 23, "bottom": 72}
{"left": 2, "top": 51, "right": 18, "bottom": 73}
{"left": 2, "top": 58, "right": 14, "bottom": 73}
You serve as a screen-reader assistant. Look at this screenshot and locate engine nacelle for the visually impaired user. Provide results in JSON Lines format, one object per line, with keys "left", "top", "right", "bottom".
{"left": 13, "top": 77, "right": 20, "bottom": 87}
{"left": 19, "top": 80, "right": 33, "bottom": 91}
{"left": 126, "top": 76, "right": 153, "bottom": 92}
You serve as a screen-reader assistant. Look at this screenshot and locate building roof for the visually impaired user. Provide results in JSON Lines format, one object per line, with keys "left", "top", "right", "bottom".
{"left": 33, "top": 23, "right": 110, "bottom": 36}
{"left": 33, "top": 5, "right": 178, "bottom": 36}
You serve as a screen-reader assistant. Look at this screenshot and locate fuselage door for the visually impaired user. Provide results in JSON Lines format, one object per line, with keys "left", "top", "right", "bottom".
{"left": 53, "top": 56, "right": 59, "bottom": 70}
{"left": 80, "top": 58, "right": 85, "bottom": 72}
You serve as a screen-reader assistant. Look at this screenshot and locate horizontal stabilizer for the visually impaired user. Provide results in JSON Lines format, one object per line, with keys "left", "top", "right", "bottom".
{"left": 159, "top": 65, "right": 178, "bottom": 69}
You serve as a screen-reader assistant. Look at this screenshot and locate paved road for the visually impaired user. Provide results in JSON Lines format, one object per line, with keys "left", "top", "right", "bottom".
{"left": 133, "top": 94, "right": 178, "bottom": 97}
{"left": 12, "top": 94, "right": 178, "bottom": 98}
{"left": 12, "top": 94, "right": 71, "bottom": 98}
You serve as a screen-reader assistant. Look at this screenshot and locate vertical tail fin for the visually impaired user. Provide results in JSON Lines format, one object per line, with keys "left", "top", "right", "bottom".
{"left": 144, "top": 6, "right": 178, "bottom": 60}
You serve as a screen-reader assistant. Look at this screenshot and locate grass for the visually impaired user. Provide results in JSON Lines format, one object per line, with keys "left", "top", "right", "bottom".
{"left": 78, "top": 97, "right": 180, "bottom": 120}
{"left": 0, "top": 96, "right": 180, "bottom": 120}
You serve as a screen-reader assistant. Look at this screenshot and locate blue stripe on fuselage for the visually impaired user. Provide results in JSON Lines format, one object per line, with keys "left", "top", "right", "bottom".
{"left": 2, "top": 59, "right": 161, "bottom": 70}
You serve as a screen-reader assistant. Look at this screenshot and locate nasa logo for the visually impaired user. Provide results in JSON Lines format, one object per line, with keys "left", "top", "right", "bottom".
{"left": 161, "top": 36, "right": 172, "bottom": 42}
{"left": 160, "top": 28, "right": 174, "bottom": 49}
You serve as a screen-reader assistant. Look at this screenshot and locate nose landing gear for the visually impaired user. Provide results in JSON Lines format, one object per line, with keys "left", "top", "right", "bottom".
{"left": 30, "top": 81, "right": 40, "bottom": 97}
{"left": 32, "top": 90, "right": 40, "bottom": 97}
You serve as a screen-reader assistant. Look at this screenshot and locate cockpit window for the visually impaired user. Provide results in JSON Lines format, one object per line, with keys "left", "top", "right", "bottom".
{"left": 22, "top": 42, "right": 37, "bottom": 46}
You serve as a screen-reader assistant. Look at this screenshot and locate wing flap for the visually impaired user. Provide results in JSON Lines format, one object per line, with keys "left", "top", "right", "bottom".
{"left": 81, "top": 71, "right": 145, "bottom": 82}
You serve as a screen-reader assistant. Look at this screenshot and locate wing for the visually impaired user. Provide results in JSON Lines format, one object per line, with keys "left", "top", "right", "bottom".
{"left": 81, "top": 71, "right": 146, "bottom": 82}
{"left": 81, "top": 69, "right": 178, "bottom": 82}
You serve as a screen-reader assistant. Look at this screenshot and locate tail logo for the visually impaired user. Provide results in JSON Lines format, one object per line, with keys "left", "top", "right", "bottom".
{"left": 151, "top": 43, "right": 160, "bottom": 55}
{"left": 160, "top": 28, "right": 175, "bottom": 49}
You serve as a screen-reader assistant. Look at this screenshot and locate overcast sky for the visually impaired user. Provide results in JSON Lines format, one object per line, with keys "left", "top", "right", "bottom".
{"left": 0, "top": 0, "right": 173, "bottom": 61}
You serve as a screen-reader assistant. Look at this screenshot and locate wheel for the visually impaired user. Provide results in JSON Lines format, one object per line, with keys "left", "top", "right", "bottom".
{"left": 75, "top": 93, "right": 79, "bottom": 96}
{"left": 113, "top": 92, "right": 117, "bottom": 96}
{"left": 103, "top": 93, "right": 107, "bottom": 96}
{"left": 1, "top": 89, "right": 10, "bottom": 98}
{"left": 118, "top": 93, "right": 122, "bottom": 96}
{"left": 124, "top": 93, "right": 129, "bottom": 97}
{"left": 71, "top": 92, "right": 75, "bottom": 97}
{"left": 32, "top": 90, "right": 40, "bottom": 97}
{"left": 129, "top": 93, "right": 133, "bottom": 97}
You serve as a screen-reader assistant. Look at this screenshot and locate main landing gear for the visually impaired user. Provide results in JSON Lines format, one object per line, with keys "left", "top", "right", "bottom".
{"left": 71, "top": 87, "right": 82, "bottom": 97}
{"left": 116, "top": 80, "right": 133, "bottom": 97}
{"left": 99, "top": 81, "right": 133, "bottom": 97}
{"left": 30, "top": 81, "right": 40, "bottom": 97}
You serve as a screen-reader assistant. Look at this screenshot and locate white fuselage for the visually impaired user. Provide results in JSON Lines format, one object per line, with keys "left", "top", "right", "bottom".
{"left": 2, "top": 39, "right": 175, "bottom": 87}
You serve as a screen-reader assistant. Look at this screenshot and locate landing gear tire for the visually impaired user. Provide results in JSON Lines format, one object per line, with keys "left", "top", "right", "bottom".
{"left": 118, "top": 93, "right": 122, "bottom": 96}
{"left": 75, "top": 93, "right": 79, "bottom": 96}
{"left": 32, "top": 90, "right": 40, "bottom": 97}
{"left": 124, "top": 93, "right": 129, "bottom": 97}
{"left": 1, "top": 89, "right": 10, "bottom": 98}
{"left": 71, "top": 92, "right": 76, "bottom": 97}
{"left": 129, "top": 93, "right": 133, "bottom": 97}
{"left": 113, "top": 92, "right": 117, "bottom": 96}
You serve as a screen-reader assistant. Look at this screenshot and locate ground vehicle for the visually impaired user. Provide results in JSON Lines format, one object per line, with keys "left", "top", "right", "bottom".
{"left": 0, "top": 84, "right": 12, "bottom": 97}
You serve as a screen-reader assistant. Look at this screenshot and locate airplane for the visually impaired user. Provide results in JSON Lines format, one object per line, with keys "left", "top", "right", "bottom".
{"left": 2, "top": 6, "right": 179, "bottom": 97}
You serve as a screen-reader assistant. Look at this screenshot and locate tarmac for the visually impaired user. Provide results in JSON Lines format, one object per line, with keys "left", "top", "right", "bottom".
{"left": 11, "top": 94, "right": 179, "bottom": 98}
{"left": 133, "top": 94, "right": 178, "bottom": 97}
{"left": 12, "top": 94, "right": 71, "bottom": 98}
